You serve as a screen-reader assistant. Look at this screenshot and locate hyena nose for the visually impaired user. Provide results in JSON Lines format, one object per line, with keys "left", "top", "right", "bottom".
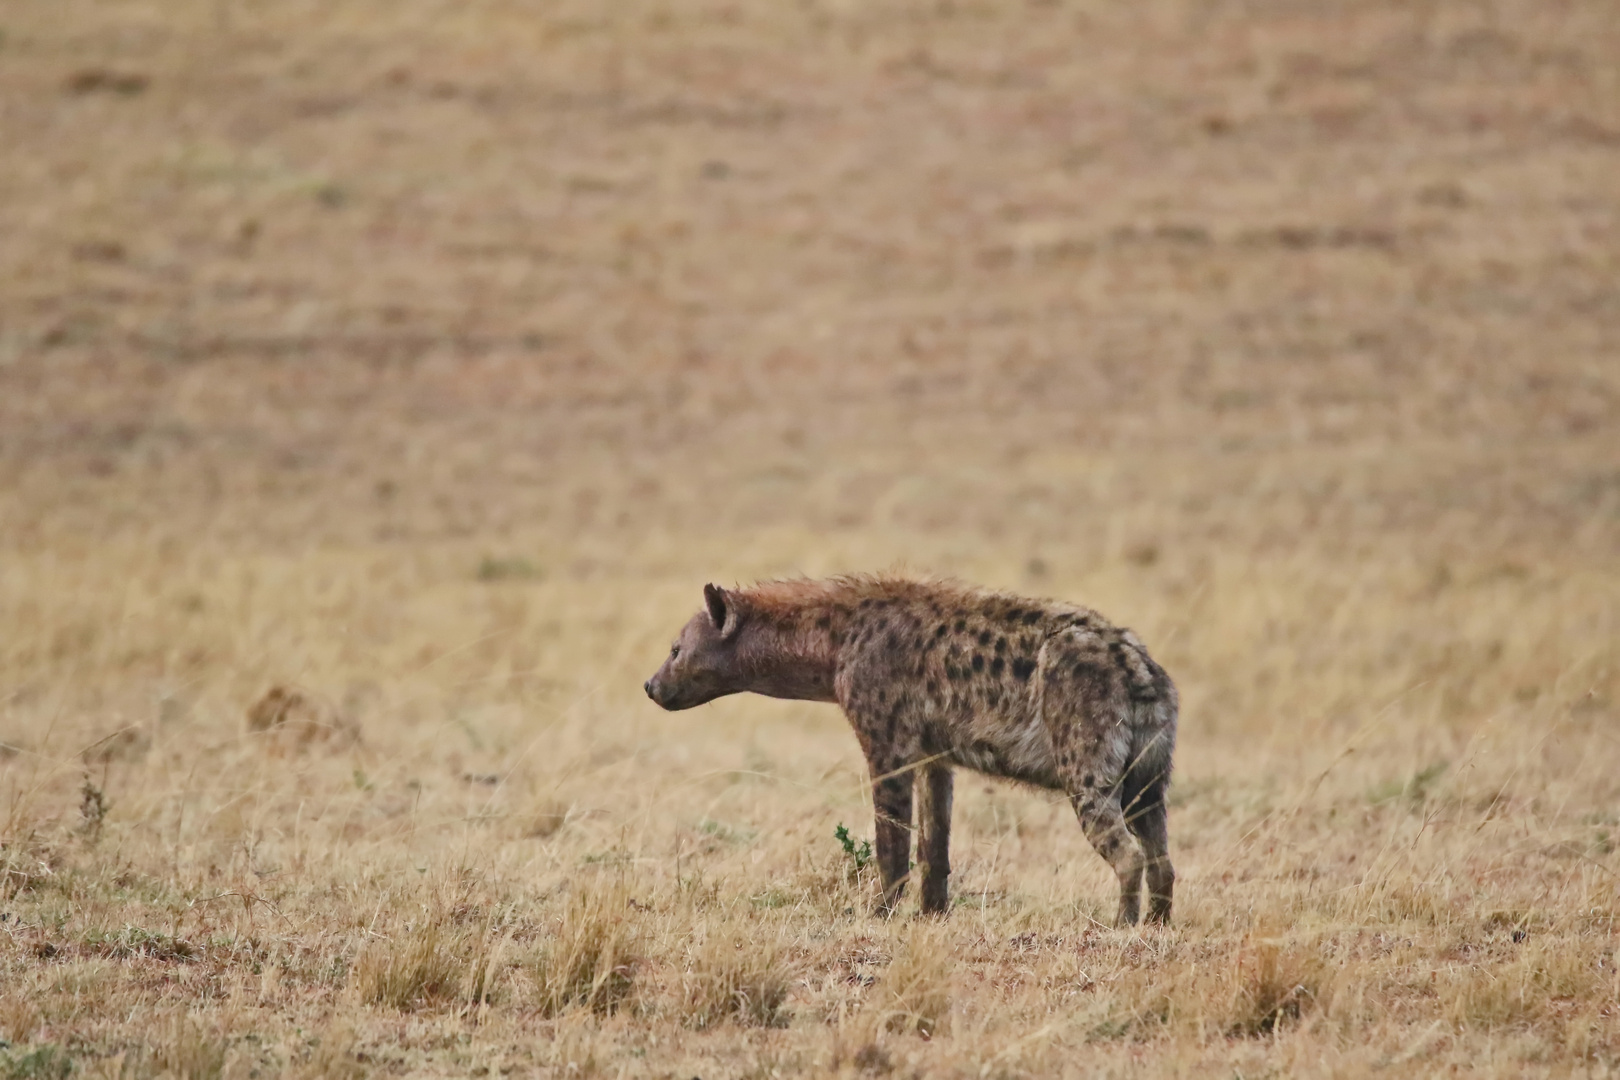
{"left": 643, "top": 680, "right": 655, "bottom": 699}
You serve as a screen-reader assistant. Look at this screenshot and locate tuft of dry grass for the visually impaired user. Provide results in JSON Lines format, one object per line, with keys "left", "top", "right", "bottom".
{"left": 0, "top": 839, "right": 53, "bottom": 903}
{"left": 515, "top": 795, "right": 573, "bottom": 840}
{"left": 354, "top": 906, "right": 502, "bottom": 1012}
{"left": 873, "top": 922, "right": 953, "bottom": 1039}
{"left": 151, "top": 1014, "right": 233, "bottom": 1080}
{"left": 531, "top": 881, "right": 640, "bottom": 1018}
{"left": 677, "top": 926, "right": 793, "bottom": 1029}
{"left": 289, "top": 1024, "right": 365, "bottom": 1080}
{"left": 1225, "top": 933, "right": 1334, "bottom": 1038}
{"left": 0, "top": 995, "right": 42, "bottom": 1047}
{"left": 1439, "top": 936, "right": 1618, "bottom": 1034}
{"left": 353, "top": 923, "right": 461, "bottom": 1010}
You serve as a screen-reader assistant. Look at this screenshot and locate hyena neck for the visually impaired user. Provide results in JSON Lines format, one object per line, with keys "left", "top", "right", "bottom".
{"left": 733, "top": 585, "right": 850, "bottom": 703}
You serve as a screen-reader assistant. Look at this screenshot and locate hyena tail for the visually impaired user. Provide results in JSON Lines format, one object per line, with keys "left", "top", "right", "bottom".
{"left": 1119, "top": 695, "right": 1177, "bottom": 829}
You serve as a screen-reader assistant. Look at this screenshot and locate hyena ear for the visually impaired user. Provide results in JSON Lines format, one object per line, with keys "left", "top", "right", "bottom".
{"left": 704, "top": 583, "right": 741, "bottom": 639}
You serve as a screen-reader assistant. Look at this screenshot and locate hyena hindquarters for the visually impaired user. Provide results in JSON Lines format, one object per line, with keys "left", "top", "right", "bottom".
{"left": 1034, "top": 625, "right": 1178, "bottom": 926}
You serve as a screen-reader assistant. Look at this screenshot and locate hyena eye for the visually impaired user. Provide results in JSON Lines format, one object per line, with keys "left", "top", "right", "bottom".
{"left": 669, "top": 644, "right": 681, "bottom": 659}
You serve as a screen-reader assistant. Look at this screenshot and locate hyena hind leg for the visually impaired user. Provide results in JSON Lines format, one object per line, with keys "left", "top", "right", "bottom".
{"left": 916, "top": 762, "right": 953, "bottom": 915}
{"left": 1124, "top": 786, "right": 1173, "bottom": 925}
{"left": 1070, "top": 789, "right": 1146, "bottom": 927}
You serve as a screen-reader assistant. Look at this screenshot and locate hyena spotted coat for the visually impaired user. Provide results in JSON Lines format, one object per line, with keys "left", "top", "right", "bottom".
{"left": 643, "top": 575, "right": 1177, "bottom": 926}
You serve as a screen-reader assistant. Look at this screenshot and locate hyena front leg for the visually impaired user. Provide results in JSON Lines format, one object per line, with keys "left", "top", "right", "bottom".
{"left": 869, "top": 760, "right": 914, "bottom": 915}
{"left": 916, "top": 762, "right": 953, "bottom": 915}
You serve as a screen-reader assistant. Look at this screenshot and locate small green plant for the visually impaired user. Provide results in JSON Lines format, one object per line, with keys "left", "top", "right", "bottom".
{"left": 834, "top": 824, "right": 873, "bottom": 873}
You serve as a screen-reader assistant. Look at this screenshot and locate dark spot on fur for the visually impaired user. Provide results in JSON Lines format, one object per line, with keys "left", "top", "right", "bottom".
{"left": 1011, "top": 657, "right": 1036, "bottom": 682}
{"left": 954, "top": 618, "right": 966, "bottom": 632}
{"left": 1022, "top": 609, "right": 1042, "bottom": 625}
{"left": 816, "top": 614, "right": 831, "bottom": 629}
{"left": 829, "top": 629, "right": 842, "bottom": 646}
{"left": 926, "top": 679, "right": 939, "bottom": 697}
{"left": 977, "top": 629, "right": 992, "bottom": 646}
{"left": 934, "top": 624, "right": 949, "bottom": 639}
{"left": 1006, "top": 607, "right": 1025, "bottom": 623}
{"left": 971, "top": 654, "right": 984, "bottom": 673}
{"left": 860, "top": 598, "right": 874, "bottom": 609}
{"left": 995, "top": 636, "right": 1007, "bottom": 654}
{"left": 986, "top": 688, "right": 1001, "bottom": 708}
{"left": 1083, "top": 773, "right": 1095, "bottom": 787}
{"left": 990, "top": 656, "right": 1005, "bottom": 677}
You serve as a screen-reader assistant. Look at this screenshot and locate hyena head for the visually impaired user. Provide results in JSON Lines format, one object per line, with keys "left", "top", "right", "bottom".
{"left": 644, "top": 584, "right": 747, "bottom": 710}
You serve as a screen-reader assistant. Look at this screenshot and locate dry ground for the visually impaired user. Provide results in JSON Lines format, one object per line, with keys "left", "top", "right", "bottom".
{"left": 2, "top": 0, "right": 1619, "bottom": 1076}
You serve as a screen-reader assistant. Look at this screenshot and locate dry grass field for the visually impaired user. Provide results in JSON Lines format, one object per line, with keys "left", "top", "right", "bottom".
{"left": 2, "top": 0, "right": 1619, "bottom": 1075}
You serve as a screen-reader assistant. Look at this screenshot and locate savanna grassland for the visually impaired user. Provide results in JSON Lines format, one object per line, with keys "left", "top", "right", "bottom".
{"left": 2, "top": 0, "right": 1619, "bottom": 1076}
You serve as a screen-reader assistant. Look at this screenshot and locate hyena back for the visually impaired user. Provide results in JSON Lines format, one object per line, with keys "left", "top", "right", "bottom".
{"left": 644, "top": 575, "right": 1177, "bottom": 925}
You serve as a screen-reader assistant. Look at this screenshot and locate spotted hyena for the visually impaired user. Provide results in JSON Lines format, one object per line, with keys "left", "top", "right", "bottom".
{"left": 644, "top": 575, "right": 1176, "bottom": 926}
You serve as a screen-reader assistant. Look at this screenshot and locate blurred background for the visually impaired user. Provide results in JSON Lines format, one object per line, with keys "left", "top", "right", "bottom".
{"left": 3, "top": 0, "right": 1614, "bottom": 737}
